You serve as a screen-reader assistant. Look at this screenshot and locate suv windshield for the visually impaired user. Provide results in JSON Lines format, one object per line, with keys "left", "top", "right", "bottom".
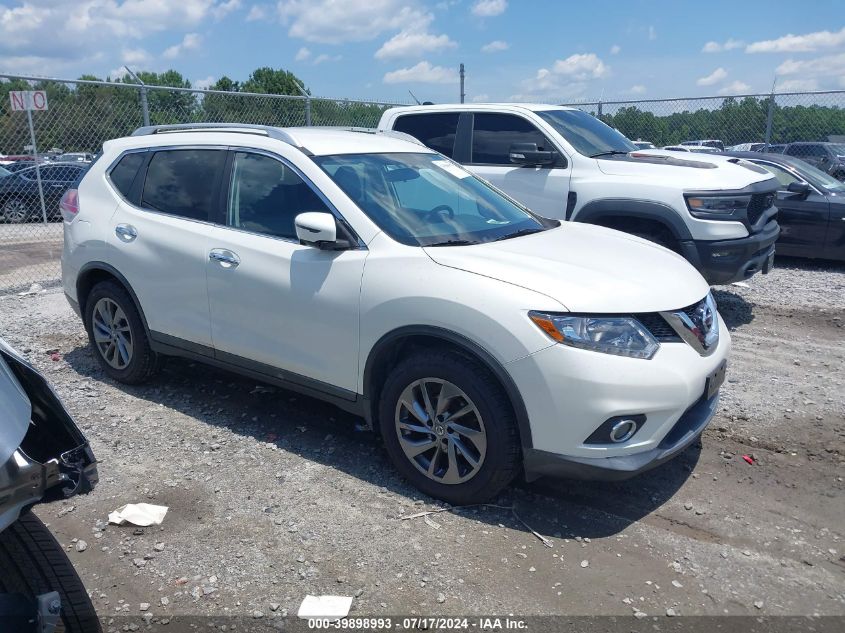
{"left": 535, "top": 109, "right": 636, "bottom": 157}
{"left": 315, "top": 152, "right": 553, "bottom": 247}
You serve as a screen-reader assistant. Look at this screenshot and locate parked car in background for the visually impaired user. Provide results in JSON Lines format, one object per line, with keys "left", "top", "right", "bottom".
{"left": 756, "top": 144, "right": 787, "bottom": 154}
{"left": 662, "top": 145, "right": 722, "bottom": 154}
{"left": 0, "top": 162, "right": 88, "bottom": 223}
{"left": 725, "top": 151, "right": 845, "bottom": 261}
{"left": 3, "top": 160, "right": 37, "bottom": 173}
{"left": 63, "top": 123, "right": 731, "bottom": 503}
{"left": 728, "top": 142, "right": 765, "bottom": 152}
{"left": 0, "top": 154, "right": 37, "bottom": 165}
{"left": 681, "top": 140, "right": 725, "bottom": 151}
{"left": 380, "top": 104, "right": 779, "bottom": 285}
{"left": 57, "top": 153, "right": 95, "bottom": 164}
{"left": 0, "top": 337, "right": 100, "bottom": 632}
{"left": 783, "top": 142, "right": 845, "bottom": 181}
{"left": 633, "top": 141, "right": 656, "bottom": 150}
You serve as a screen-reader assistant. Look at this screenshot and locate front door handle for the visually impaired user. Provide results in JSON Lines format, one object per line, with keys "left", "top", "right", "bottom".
{"left": 115, "top": 224, "right": 137, "bottom": 242}
{"left": 209, "top": 248, "right": 240, "bottom": 268}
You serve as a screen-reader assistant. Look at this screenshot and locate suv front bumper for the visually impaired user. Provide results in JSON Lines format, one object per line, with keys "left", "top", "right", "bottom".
{"left": 682, "top": 217, "right": 779, "bottom": 285}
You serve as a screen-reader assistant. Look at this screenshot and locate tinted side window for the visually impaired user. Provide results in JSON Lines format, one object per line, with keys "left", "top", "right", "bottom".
{"left": 786, "top": 145, "right": 809, "bottom": 158}
{"left": 109, "top": 152, "right": 145, "bottom": 198}
{"left": 471, "top": 113, "right": 552, "bottom": 165}
{"left": 141, "top": 150, "right": 225, "bottom": 221}
{"left": 393, "top": 113, "right": 459, "bottom": 158}
{"left": 227, "top": 152, "right": 331, "bottom": 240}
{"left": 41, "top": 165, "right": 84, "bottom": 181}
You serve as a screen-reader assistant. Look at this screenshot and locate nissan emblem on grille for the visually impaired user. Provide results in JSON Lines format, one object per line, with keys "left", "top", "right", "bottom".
{"left": 659, "top": 294, "right": 720, "bottom": 356}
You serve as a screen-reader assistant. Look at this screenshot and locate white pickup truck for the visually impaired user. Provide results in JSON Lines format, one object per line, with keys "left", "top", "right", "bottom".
{"left": 379, "top": 104, "right": 780, "bottom": 284}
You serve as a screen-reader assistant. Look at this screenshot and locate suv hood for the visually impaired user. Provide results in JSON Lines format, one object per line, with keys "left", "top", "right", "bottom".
{"left": 423, "top": 223, "right": 709, "bottom": 313}
{"left": 597, "top": 151, "right": 777, "bottom": 190}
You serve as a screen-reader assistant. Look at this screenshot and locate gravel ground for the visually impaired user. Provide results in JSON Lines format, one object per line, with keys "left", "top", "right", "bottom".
{"left": 0, "top": 256, "right": 843, "bottom": 624}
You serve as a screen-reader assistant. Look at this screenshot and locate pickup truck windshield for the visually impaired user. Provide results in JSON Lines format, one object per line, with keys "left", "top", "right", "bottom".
{"left": 315, "top": 152, "right": 552, "bottom": 247}
{"left": 536, "top": 109, "right": 637, "bottom": 158}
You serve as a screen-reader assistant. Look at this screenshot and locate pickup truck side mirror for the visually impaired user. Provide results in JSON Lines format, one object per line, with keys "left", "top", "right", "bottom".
{"left": 509, "top": 143, "right": 558, "bottom": 167}
{"left": 786, "top": 181, "right": 811, "bottom": 198}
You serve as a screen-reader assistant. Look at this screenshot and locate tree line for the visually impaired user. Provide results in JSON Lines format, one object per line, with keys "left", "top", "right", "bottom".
{"left": 0, "top": 67, "right": 394, "bottom": 154}
{"left": 1, "top": 67, "right": 843, "bottom": 154}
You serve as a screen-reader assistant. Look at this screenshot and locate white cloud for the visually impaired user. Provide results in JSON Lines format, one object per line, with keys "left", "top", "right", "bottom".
{"left": 717, "top": 80, "right": 750, "bottom": 94}
{"left": 313, "top": 52, "right": 342, "bottom": 64}
{"left": 648, "top": 25, "right": 656, "bottom": 41}
{"left": 471, "top": 0, "right": 507, "bottom": 17}
{"left": 610, "top": 44, "right": 620, "bottom": 55}
{"left": 777, "top": 78, "right": 819, "bottom": 92}
{"left": 471, "top": 93, "right": 489, "bottom": 102}
{"left": 162, "top": 32, "right": 202, "bottom": 59}
{"left": 702, "top": 38, "right": 744, "bottom": 53}
{"left": 481, "top": 40, "right": 509, "bottom": 53}
{"left": 121, "top": 47, "right": 151, "bottom": 65}
{"left": 194, "top": 75, "right": 216, "bottom": 89}
{"left": 383, "top": 60, "right": 454, "bottom": 84}
{"left": 776, "top": 52, "right": 845, "bottom": 77}
{"left": 376, "top": 28, "right": 456, "bottom": 60}
{"left": 295, "top": 46, "right": 311, "bottom": 61}
{"left": 747, "top": 27, "right": 845, "bottom": 53}
{"left": 552, "top": 53, "right": 608, "bottom": 80}
{"left": 212, "top": 0, "right": 241, "bottom": 19}
{"left": 627, "top": 84, "right": 646, "bottom": 95}
{"left": 246, "top": 4, "right": 267, "bottom": 21}
{"left": 276, "top": 0, "right": 429, "bottom": 44}
{"left": 696, "top": 67, "right": 728, "bottom": 86}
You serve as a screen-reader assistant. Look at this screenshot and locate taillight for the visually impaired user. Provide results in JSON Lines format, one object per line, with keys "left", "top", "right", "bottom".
{"left": 60, "top": 188, "right": 79, "bottom": 222}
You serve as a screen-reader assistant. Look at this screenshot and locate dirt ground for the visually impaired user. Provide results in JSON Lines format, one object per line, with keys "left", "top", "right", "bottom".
{"left": 0, "top": 257, "right": 843, "bottom": 624}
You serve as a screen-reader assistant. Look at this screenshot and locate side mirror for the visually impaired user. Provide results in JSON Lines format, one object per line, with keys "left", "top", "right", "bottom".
{"left": 786, "top": 181, "right": 810, "bottom": 198}
{"left": 295, "top": 212, "right": 351, "bottom": 250}
{"left": 509, "top": 142, "right": 557, "bottom": 166}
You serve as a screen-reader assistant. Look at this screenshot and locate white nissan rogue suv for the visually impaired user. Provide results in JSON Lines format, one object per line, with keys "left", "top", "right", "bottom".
{"left": 61, "top": 124, "right": 730, "bottom": 503}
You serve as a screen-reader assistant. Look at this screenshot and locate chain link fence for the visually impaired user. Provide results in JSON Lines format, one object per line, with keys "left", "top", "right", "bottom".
{"left": 0, "top": 73, "right": 403, "bottom": 294}
{"left": 2, "top": 73, "right": 845, "bottom": 293}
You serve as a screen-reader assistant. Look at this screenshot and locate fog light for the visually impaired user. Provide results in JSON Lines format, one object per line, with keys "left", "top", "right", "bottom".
{"left": 585, "top": 414, "right": 646, "bottom": 445}
{"left": 609, "top": 419, "right": 638, "bottom": 443}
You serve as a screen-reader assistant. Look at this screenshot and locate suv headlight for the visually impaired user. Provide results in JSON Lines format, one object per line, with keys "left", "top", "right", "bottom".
{"left": 528, "top": 312, "right": 659, "bottom": 359}
{"left": 685, "top": 194, "right": 751, "bottom": 218}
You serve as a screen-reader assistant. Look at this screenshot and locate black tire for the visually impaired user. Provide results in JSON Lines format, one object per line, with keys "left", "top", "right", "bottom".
{"left": 0, "top": 512, "right": 101, "bottom": 633}
{"left": 378, "top": 350, "right": 521, "bottom": 504}
{"left": 84, "top": 280, "right": 160, "bottom": 384}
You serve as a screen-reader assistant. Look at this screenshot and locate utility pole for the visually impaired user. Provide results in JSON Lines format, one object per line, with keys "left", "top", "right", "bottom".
{"left": 124, "top": 66, "right": 150, "bottom": 127}
{"left": 459, "top": 63, "right": 465, "bottom": 104}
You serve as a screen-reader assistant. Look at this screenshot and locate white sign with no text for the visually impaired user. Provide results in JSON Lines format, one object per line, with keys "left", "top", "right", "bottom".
{"left": 9, "top": 90, "right": 49, "bottom": 112}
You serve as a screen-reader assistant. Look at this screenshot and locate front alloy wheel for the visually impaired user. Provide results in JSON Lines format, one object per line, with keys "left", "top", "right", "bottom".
{"left": 395, "top": 378, "right": 487, "bottom": 485}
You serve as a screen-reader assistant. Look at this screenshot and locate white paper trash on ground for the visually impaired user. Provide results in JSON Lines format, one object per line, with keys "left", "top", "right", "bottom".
{"left": 108, "top": 503, "right": 168, "bottom": 527}
{"left": 297, "top": 595, "right": 353, "bottom": 619}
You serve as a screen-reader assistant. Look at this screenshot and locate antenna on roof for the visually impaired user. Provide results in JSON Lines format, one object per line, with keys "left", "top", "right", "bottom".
{"left": 408, "top": 89, "right": 421, "bottom": 105}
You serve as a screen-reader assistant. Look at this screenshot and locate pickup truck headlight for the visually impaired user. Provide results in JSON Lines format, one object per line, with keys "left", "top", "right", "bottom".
{"left": 685, "top": 194, "right": 751, "bottom": 218}
{"left": 528, "top": 312, "right": 659, "bottom": 359}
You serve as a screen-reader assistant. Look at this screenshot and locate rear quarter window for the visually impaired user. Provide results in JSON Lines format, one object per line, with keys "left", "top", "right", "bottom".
{"left": 140, "top": 149, "right": 226, "bottom": 221}
{"left": 108, "top": 152, "right": 145, "bottom": 199}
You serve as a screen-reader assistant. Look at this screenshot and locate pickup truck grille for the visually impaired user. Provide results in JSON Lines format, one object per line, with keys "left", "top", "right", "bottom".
{"left": 747, "top": 192, "right": 775, "bottom": 225}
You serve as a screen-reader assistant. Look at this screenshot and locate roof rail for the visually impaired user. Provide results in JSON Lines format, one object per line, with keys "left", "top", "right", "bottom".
{"left": 130, "top": 123, "right": 299, "bottom": 147}
{"left": 324, "top": 126, "right": 426, "bottom": 147}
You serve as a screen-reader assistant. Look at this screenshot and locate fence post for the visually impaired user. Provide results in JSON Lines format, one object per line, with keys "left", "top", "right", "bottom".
{"left": 124, "top": 67, "right": 150, "bottom": 126}
{"left": 25, "top": 108, "right": 48, "bottom": 224}
{"left": 598, "top": 100, "right": 603, "bottom": 118}
{"left": 764, "top": 92, "right": 775, "bottom": 150}
{"left": 305, "top": 95, "right": 312, "bottom": 126}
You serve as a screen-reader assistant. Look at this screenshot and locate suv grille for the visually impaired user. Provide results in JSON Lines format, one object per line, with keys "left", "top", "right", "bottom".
{"left": 747, "top": 192, "right": 775, "bottom": 225}
{"left": 634, "top": 313, "right": 681, "bottom": 342}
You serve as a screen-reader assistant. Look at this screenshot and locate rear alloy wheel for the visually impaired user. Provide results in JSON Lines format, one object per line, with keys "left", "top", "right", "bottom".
{"left": 3, "top": 198, "right": 31, "bottom": 223}
{"left": 379, "top": 350, "right": 520, "bottom": 504}
{"left": 91, "top": 297, "right": 133, "bottom": 370}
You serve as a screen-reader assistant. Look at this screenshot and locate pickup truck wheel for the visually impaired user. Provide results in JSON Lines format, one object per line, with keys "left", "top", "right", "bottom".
{"left": 0, "top": 512, "right": 101, "bottom": 632}
{"left": 379, "top": 350, "right": 520, "bottom": 504}
{"left": 630, "top": 229, "right": 679, "bottom": 254}
{"left": 84, "top": 280, "right": 160, "bottom": 384}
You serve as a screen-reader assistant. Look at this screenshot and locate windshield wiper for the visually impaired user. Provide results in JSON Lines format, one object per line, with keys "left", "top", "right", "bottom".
{"left": 589, "top": 150, "right": 630, "bottom": 158}
{"left": 494, "top": 228, "right": 544, "bottom": 241}
{"left": 426, "top": 239, "right": 477, "bottom": 247}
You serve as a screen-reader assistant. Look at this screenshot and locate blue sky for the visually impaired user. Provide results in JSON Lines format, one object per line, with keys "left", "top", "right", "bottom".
{"left": 1, "top": 0, "right": 844, "bottom": 103}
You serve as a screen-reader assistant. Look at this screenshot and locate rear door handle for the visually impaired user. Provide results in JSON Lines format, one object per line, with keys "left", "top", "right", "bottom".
{"left": 115, "top": 224, "right": 137, "bottom": 242}
{"left": 209, "top": 248, "right": 240, "bottom": 268}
